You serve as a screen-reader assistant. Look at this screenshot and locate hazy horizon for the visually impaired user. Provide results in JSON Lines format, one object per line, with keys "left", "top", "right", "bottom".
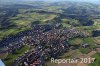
{"left": 0, "top": 0, "right": 100, "bottom": 5}
{"left": 0, "top": 0, "right": 100, "bottom": 2}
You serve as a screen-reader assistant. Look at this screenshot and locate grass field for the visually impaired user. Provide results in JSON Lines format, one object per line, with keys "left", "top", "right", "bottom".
{"left": 93, "top": 36, "right": 100, "bottom": 44}
{"left": 68, "top": 37, "right": 99, "bottom": 54}
{"left": 93, "top": 19, "right": 100, "bottom": 29}
{"left": 79, "top": 47, "right": 91, "bottom": 54}
{"left": 0, "top": 12, "right": 57, "bottom": 40}
{"left": 89, "top": 52, "right": 100, "bottom": 66}
{"left": 61, "top": 18, "right": 80, "bottom": 27}
{"left": 68, "top": 37, "right": 96, "bottom": 46}
{"left": 0, "top": 27, "right": 29, "bottom": 40}
{"left": 69, "top": 38, "right": 83, "bottom": 45}
{"left": 10, "top": 12, "right": 57, "bottom": 26}
{"left": 83, "top": 37, "right": 96, "bottom": 45}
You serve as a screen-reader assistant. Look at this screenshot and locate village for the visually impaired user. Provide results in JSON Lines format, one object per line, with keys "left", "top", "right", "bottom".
{"left": 0, "top": 24, "right": 89, "bottom": 66}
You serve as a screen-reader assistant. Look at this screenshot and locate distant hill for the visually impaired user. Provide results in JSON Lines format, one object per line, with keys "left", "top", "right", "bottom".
{"left": 0, "top": 0, "right": 100, "bottom": 5}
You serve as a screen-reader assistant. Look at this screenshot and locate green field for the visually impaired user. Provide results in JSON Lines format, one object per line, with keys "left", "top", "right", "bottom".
{"left": 0, "top": 27, "right": 30, "bottom": 40}
{"left": 69, "top": 37, "right": 97, "bottom": 45}
{"left": 69, "top": 38, "right": 83, "bottom": 45}
{"left": 0, "top": 12, "right": 57, "bottom": 40}
{"left": 89, "top": 52, "right": 100, "bottom": 66}
{"left": 10, "top": 12, "right": 57, "bottom": 26}
{"left": 93, "top": 19, "right": 100, "bottom": 29}
{"left": 69, "top": 37, "right": 99, "bottom": 54}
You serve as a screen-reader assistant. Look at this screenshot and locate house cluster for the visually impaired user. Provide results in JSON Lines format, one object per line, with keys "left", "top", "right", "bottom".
{"left": 0, "top": 24, "right": 89, "bottom": 66}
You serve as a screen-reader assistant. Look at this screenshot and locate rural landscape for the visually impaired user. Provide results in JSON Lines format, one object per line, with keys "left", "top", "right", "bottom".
{"left": 0, "top": 0, "right": 100, "bottom": 66}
